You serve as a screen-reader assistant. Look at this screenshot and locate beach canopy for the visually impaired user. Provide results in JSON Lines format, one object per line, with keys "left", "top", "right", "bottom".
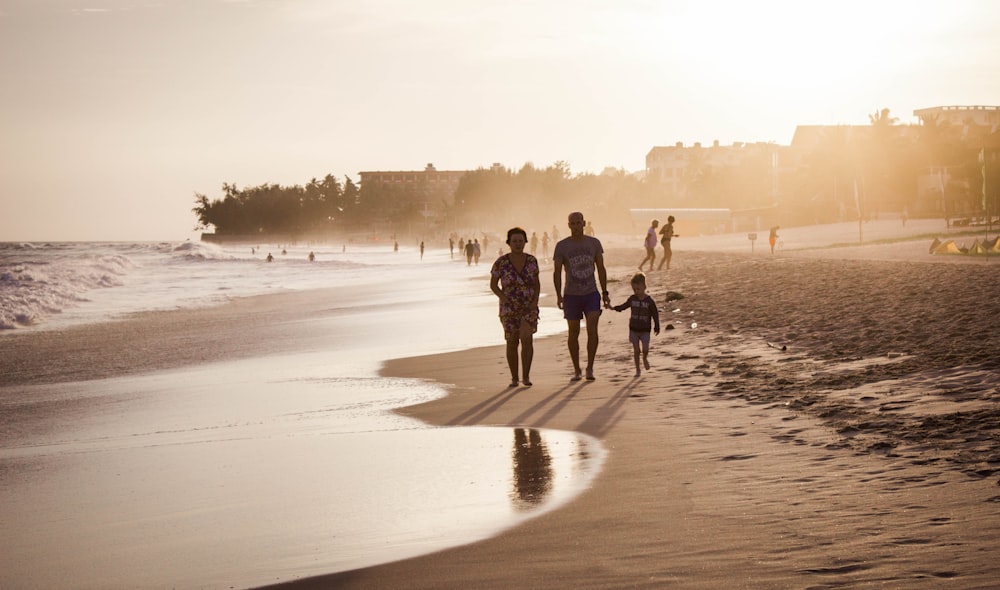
{"left": 929, "top": 238, "right": 941, "bottom": 254}
{"left": 968, "top": 239, "right": 988, "bottom": 255}
{"left": 987, "top": 237, "right": 1000, "bottom": 252}
{"left": 933, "top": 240, "right": 962, "bottom": 254}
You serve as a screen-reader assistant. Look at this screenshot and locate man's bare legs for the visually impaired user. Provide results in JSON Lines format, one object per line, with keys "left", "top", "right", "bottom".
{"left": 566, "top": 319, "right": 582, "bottom": 380}
{"left": 568, "top": 312, "right": 601, "bottom": 380}
{"left": 584, "top": 310, "right": 600, "bottom": 379}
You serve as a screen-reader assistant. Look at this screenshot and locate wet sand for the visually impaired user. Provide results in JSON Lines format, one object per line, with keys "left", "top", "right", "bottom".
{"left": 3, "top": 220, "right": 999, "bottom": 588}
{"left": 272, "top": 226, "right": 1000, "bottom": 588}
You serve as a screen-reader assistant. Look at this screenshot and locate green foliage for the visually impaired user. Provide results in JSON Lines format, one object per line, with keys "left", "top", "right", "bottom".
{"left": 193, "top": 174, "right": 359, "bottom": 236}
{"left": 192, "top": 113, "right": 999, "bottom": 237}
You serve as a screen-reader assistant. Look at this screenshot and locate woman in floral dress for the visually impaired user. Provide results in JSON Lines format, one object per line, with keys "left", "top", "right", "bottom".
{"left": 490, "top": 227, "right": 541, "bottom": 387}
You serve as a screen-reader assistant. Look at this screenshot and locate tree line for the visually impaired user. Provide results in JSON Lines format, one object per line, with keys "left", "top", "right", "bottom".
{"left": 192, "top": 108, "right": 999, "bottom": 238}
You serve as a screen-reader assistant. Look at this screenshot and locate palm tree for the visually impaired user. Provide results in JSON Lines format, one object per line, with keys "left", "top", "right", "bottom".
{"left": 865, "top": 108, "right": 900, "bottom": 217}
{"left": 916, "top": 114, "right": 961, "bottom": 223}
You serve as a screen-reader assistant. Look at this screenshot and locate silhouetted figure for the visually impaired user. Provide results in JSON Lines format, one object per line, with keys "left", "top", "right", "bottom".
{"left": 464, "top": 238, "right": 474, "bottom": 265}
{"left": 657, "top": 215, "right": 678, "bottom": 270}
{"left": 612, "top": 273, "right": 660, "bottom": 377}
{"left": 490, "top": 227, "right": 540, "bottom": 387}
{"left": 553, "top": 211, "right": 610, "bottom": 381}
{"left": 638, "top": 218, "right": 659, "bottom": 271}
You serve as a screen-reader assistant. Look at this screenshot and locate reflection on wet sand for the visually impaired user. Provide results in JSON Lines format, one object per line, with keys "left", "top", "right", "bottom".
{"left": 511, "top": 428, "right": 553, "bottom": 510}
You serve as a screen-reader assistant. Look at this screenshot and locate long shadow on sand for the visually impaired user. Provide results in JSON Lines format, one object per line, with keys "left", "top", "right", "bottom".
{"left": 445, "top": 387, "right": 522, "bottom": 426}
{"left": 576, "top": 379, "right": 640, "bottom": 438}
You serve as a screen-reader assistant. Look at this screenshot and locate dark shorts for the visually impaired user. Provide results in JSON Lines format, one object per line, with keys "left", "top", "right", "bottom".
{"left": 562, "top": 291, "right": 602, "bottom": 321}
{"left": 629, "top": 330, "right": 651, "bottom": 346}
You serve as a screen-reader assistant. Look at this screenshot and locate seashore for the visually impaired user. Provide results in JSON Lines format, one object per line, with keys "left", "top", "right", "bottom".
{"left": 270, "top": 229, "right": 1000, "bottom": 589}
{"left": 2, "top": 220, "right": 999, "bottom": 589}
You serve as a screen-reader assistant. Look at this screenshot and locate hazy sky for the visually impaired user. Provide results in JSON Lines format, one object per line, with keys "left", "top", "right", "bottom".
{"left": 2, "top": 0, "right": 998, "bottom": 241}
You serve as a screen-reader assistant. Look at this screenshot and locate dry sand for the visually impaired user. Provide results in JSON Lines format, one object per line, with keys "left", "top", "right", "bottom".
{"left": 3, "top": 221, "right": 997, "bottom": 589}
{"left": 270, "top": 227, "right": 1000, "bottom": 589}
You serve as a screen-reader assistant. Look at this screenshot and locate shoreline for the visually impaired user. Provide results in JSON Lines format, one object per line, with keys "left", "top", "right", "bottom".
{"left": 267, "top": 240, "right": 1000, "bottom": 588}
{"left": 3, "top": 224, "right": 999, "bottom": 588}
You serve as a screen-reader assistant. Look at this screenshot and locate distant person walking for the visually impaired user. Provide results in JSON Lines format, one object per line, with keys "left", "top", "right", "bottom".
{"left": 541, "top": 232, "right": 550, "bottom": 261}
{"left": 464, "top": 238, "right": 475, "bottom": 265}
{"left": 657, "top": 215, "right": 678, "bottom": 270}
{"left": 473, "top": 239, "right": 481, "bottom": 265}
{"left": 612, "top": 272, "right": 660, "bottom": 377}
{"left": 529, "top": 231, "right": 539, "bottom": 256}
{"left": 420, "top": 241, "right": 425, "bottom": 259}
{"left": 769, "top": 225, "right": 780, "bottom": 254}
{"left": 490, "top": 227, "right": 540, "bottom": 387}
{"left": 553, "top": 211, "right": 610, "bottom": 381}
{"left": 638, "top": 218, "right": 659, "bottom": 271}
{"left": 584, "top": 221, "right": 595, "bottom": 236}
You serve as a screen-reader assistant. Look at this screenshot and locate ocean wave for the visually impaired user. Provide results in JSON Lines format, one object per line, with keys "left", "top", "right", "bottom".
{"left": 0, "top": 251, "right": 134, "bottom": 330}
{"left": 170, "top": 241, "right": 234, "bottom": 261}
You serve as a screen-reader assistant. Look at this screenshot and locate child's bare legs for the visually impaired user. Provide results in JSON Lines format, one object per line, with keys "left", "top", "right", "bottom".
{"left": 632, "top": 341, "right": 642, "bottom": 376}
{"left": 642, "top": 339, "right": 651, "bottom": 370}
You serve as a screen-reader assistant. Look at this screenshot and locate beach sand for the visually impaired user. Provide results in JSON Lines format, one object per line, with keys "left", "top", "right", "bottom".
{"left": 270, "top": 230, "right": 1000, "bottom": 588}
{"left": 3, "top": 222, "right": 999, "bottom": 589}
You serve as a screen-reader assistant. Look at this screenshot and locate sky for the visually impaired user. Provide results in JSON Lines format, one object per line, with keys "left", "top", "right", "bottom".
{"left": 2, "top": 0, "right": 999, "bottom": 242}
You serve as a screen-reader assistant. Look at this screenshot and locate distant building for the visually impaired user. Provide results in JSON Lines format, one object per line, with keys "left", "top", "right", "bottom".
{"left": 358, "top": 163, "right": 467, "bottom": 218}
{"left": 645, "top": 139, "right": 793, "bottom": 210}
{"left": 913, "top": 105, "right": 1000, "bottom": 135}
{"left": 913, "top": 106, "right": 1000, "bottom": 217}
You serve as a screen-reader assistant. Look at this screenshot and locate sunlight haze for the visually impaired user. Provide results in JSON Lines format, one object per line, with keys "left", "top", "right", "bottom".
{"left": 2, "top": 0, "right": 998, "bottom": 241}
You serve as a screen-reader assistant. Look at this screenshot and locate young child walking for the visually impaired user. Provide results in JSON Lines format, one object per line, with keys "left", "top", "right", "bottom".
{"left": 612, "top": 272, "right": 660, "bottom": 377}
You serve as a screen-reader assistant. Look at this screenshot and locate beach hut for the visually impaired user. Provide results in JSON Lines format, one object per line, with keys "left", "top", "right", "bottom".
{"left": 933, "top": 240, "right": 962, "bottom": 254}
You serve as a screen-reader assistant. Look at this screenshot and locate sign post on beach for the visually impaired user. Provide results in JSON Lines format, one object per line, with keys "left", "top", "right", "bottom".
{"left": 982, "top": 148, "right": 992, "bottom": 241}
{"left": 748, "top": 232, "right": 757, "bottom": 252}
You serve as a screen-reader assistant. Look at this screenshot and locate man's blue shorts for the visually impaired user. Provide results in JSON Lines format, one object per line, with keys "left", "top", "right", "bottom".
{"left": 562, "top": 291, "right": 602, "bottom": 321}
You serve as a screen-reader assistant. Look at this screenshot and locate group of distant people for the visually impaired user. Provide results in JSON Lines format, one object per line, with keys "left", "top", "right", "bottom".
{"left": 638, "top": 215, "right": 678, "bottom": 271}
{"left": 454, "top": 237, "right": 482, "bottom": 265}
{"left": 261, "top": 248, "right": 315, "bottom": 262}
{"left": 489, "top": 211, "right": 662, "bottom": 387}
